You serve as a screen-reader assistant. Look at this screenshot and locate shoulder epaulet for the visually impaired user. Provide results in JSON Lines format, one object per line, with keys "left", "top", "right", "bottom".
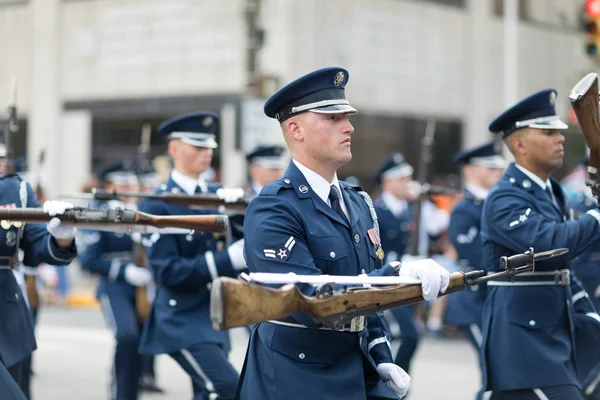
{"left": 348, "top": 185, "right": 364, "bottom": 192}
{"left": 260, "top": 177, "right": 292, "bottom": 196}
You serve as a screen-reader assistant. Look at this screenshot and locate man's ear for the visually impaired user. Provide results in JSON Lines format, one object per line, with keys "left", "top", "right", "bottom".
{"left": 286, "top": 119, "right": 304, "bottom": 142}
{"left": 167, "top": 140, "right": 178, "bottom": 158}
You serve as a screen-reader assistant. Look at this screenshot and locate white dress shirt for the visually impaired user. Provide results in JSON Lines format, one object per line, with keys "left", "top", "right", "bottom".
{"left": 171, "top": 169, "right": 208, "bottom": 195}
{"left": 292, "top": 159, "right": 350, "bottom": 220}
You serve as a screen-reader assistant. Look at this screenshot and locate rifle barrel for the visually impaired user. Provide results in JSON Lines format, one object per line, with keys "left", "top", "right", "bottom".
{"left": 0, "top": 207, "right": 229, "bottom": 233}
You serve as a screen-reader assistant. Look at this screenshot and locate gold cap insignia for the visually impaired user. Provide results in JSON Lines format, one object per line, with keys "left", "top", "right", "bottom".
{"left": 333, "top": 71, "right": 345, "bottom": 87}
{"left": 203, "top": 116, "right": 214, "bottom": 127}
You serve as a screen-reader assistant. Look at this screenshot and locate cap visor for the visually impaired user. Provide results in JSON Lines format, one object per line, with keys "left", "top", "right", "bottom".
{"left": 180, "top": 137, "right": 219, "bottom": 149}
{"left": 529, "top": 119, "right": 568, "bottom": 130}
{"left": 309, "top": 104, "right": 358, "bottom": 115}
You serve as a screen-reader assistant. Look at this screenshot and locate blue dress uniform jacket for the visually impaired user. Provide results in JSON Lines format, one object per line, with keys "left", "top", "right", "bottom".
{"left": 78, "top": 226, "right": 136, "bottom": 300}
{"left": 138, "top": 176, "right": 240, "bottom": 356}
{"left": 480, "top": 163, "right": 600, "bottom": 392}
{"left": 239, "top": 161, "right": 398, "bottom": 400}
{"left": 568, "top": 195, "right": 600, "bottom": 397}
{"left": 0, "top": 176, "right": 76, "bottom": 368}
{"left": 445, "top": 189, "right": 487, "bottom": 328}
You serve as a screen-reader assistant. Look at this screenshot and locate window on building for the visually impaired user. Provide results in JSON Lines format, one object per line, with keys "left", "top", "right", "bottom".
{"left": 405, "top": 0, "right": 465, "bottom": 8}
{"left": 493, "top": 0, "right": 530, "bottom": 20}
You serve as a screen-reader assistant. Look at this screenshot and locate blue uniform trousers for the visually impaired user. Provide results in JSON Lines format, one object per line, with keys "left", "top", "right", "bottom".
{"left": 141, "top": 355, "right": 155, "bottom": 378}
{"left": 387, "top": 307, "right": 419, "bottom": 373}
{"left": 0, "top": 361, "right": 26, "bottom": 400}
{"left": 100, "top": 291, "right": 142, "bottom": 400}
{"left": 169, "top": 343, "right": 239, "bottom": 400}
{"left": 7, "top": 361, "right": 29, "bottom": 399}
{"left": 489, "top": 385, "right": 583, "bottom": 399}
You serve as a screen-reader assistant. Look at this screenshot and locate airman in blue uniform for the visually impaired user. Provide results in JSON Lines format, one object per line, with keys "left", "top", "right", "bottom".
{"left": 79, "top": 160, "right": 152, "bottom": 400}
{"left": 372, "top": 153, "right": 420, "bottom": 374}
{"left": 138, "top": 112, "right": 247, "bottom": 400}
{"left": 481, "top": 89, "right": 600, "bottom": 399}
{"left": 239, "top": 67, "right": 451, "bottom": 400}
{"left": 245, "top": 145, "right": 286, "bottom": 196}
{"left": 562, "top": 157, "right": 600, "bottom": 399}
{"left": 0, "top": 141, "right": 78, "bottom": 399}
{"left": 445, "top": 140, "right": 506, "bottom": 398}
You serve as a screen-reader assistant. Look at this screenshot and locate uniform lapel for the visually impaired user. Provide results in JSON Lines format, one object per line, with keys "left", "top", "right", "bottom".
{"left": 284, "top": 162, "right": 350, "bottom": 228}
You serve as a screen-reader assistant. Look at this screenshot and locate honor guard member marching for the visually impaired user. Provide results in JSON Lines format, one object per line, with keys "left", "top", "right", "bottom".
{"left": 245, "top": 145, "right": 286, "bottom": 196}
{"left": 79, "top": 160, "right": 153, "bottom": 400}
{"left": 0, "top": 144, "right": 78, "bottom": 399}
{"left": 372, "top": 153, "right": 420, "bottom": 375}
{"left": 564, "top": 157, "right": 600, "bottom": 399}
{"left": 138, "top": 112, "right": 247, "bottom": 400}
{"left": 481, "top": 89, "right": 600, "bottom": 399}
{"left": 239, "top": 67, "right": 451, "bottom": 400}
{"left": 445, "top": 141, "right": 505, "bottom": 397}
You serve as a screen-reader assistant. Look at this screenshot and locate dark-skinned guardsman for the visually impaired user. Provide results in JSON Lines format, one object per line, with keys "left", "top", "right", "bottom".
{"left": 481, "top": 89, "right": 600, "bottom": 400}
{"left": 371, "top": 153, "right": 420, "bottom": 375}
{"left": 138, "top": 112, "right": 247, "bottom": 400}
{"left": 79, "top": 160, "right": 152, "bottom": 400}
{"left": 0, "top": 143, "right": 78, "bottom": 399}
{"left": 238, "top": 67, "right": 451, "bottom": 400}
{"left": 444, "top": 140, "right": 505, "bottom": 398}
{"left": 245, "top": 145, "right": 286, "bottom": 196}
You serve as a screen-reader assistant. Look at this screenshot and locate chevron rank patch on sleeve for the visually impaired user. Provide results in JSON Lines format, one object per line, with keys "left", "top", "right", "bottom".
{"left": 263, "top": 236, "right": 296, "bottom": 261}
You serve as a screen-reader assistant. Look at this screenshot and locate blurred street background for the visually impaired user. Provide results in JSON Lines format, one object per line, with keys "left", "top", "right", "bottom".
{"left": 2, "top": 0, "right": 600, "bottom": 398}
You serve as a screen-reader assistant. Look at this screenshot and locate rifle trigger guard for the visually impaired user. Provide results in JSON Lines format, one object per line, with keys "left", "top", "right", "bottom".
{"left": 315, "top": 283, "right": 335, "bottom": 298}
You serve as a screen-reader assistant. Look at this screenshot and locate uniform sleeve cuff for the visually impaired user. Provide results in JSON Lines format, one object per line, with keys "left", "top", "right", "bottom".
{"left": 47, "top": 236, "right": 77, "bottom": 264}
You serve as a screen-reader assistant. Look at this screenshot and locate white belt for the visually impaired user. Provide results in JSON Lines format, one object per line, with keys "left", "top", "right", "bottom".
{"left": 268, "top": 316, "right": 366, "bottom": 332}
{"left": 487, "top": 269, "right": 570, "bottom": 287}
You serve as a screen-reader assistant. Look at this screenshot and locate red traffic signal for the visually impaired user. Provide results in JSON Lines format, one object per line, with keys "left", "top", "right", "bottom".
{"left": 587, "top": 0, "right": 600, "bottom": 18}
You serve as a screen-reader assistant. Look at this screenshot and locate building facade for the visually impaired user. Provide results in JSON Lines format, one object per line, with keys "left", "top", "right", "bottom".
{"left": 0, "top": 0, "right": 593, "bottom": 196}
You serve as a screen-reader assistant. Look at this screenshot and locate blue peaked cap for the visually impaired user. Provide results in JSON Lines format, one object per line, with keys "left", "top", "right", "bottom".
{"left": 264, "top": 67, "right": 357, "bottom": 122}
{"left": 159, "top": 111, "right": 219, "bottom": 148}
{"left": 452, "top": 140, "right": 506, "bottom": 168}
{"left": 489, "top": 89, "right": 568, "bottom": 138}
{"left": 246, "top": 145, "right": 286, "bottom": 169}
{"left": 98, "top": 159, "right": 138, "bottom": 185}
{"left": 374, "top": 153, "right": 414, "bottom": 184}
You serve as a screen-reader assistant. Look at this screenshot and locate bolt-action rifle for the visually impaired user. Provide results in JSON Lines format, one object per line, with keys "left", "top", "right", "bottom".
{"left": 210, "top": 247, "right": 567, "bottom": 331}
{"left": 64, "top": 189, "right": 251, "bottom": 213}
{"left": 0, "top": 207, "right": 229, "bottom": 234}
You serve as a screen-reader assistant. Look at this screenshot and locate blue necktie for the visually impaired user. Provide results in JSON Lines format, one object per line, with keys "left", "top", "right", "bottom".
{"left": 328, "top": 185, "right": 349, "bottom": 225}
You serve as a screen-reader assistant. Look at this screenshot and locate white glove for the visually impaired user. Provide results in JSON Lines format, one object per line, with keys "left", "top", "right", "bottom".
{"left": 399, "top": 258, "right": 450, "bottom": 301}
{"left": 376, "top": 363, "right": 411, "bottom": 398}
{"left": 44, "top": 201, "right": 77, "bottom": 240}
{"left": 43, "top": 200, "right": 74, "bottom": 216}
{"left": 227, "top": 238, "right": 247, "bottom": 270}
{"left": 124, "top": 264, "right": 152, "bottom": 287}
{"left": 46, "top": 217, "right": 77, "bottom": 240}
{"left": 216, "top": 188, "right": 245, "bottom": 203}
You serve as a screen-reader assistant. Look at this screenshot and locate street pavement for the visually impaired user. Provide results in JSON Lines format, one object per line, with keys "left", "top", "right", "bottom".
{"left": 31, "top": 308, "right": 481, "bottom": 399}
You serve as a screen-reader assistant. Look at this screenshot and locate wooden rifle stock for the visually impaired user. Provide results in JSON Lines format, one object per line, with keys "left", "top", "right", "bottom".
{"left": 211, "top": 271, "right": 471, "bottom": 331}
{"left": 0, "top": 207, "right": 229, "bottom": 233}
{"left": 570, "top": 73, "right": 600, "bottom": 200}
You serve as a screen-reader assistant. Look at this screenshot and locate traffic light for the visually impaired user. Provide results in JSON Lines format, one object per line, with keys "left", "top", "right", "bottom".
{"left": 585, "top": 0, "right": 600, "bottom": 58}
